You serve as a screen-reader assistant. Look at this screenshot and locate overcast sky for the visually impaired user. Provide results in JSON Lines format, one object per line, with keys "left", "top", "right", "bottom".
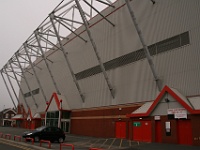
{"left": 0, "top": 0, "right": 62, "bottom": 110}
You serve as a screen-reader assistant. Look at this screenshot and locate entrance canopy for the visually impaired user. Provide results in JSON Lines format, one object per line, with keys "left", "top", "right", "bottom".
{"left": 11, "top": 114, "right": 23, "bottom": 120}
{"left": 127, "top": 86, "right": 200, "bottom": 118}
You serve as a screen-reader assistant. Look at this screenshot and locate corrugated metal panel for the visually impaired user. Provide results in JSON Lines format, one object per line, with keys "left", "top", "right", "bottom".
{"left": 75, "top": 32, "right": 189, "bottom": 80}
{"left": 170, "top": 88, "right": 192, "bottom": 108}
{"left": 188, "top": 97, "right": 200, "bottom": 110}
{"left": 18, "top": 0, "right": 200, "bottom": 113}
{"left": 152, "top": 101, "right": 187, "bottom": 116}
{"left": 131, "top": 101, "right": 154, "bottom": 114}
{"left": 33, "top": 113, "right": 41, "bottom": 119}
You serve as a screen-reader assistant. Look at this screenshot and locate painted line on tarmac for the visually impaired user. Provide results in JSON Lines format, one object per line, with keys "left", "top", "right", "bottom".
{"left": 0, "top": 138, "right": 49, "bottom": 150}
{"left": 119, "top": 138, "right": 122, "bottom": 148}
{"left": 0, "top": 139, "right": 33, "bottom": 150}
{"left": 108, "top": 138, "right": 116, "bottom": 149}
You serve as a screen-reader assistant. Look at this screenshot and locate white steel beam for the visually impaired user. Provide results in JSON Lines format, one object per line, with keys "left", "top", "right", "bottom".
{"left": 3, "top": 68, "right": 20, "bottom": 104}
{"left": 125, "top": 0, "right": 161, "bottom": 91}
{"left": 1, "top": 71, "right": 17, "bottom": 109}
{"left": 75, "top": 0, "right": 115, "bottom": 98}
{"left": 24, "top": 43, "right": 48, "bottom": 103}
{"left": 15, "top": 52, "right": 38, "bottom": 108}
{"left": 9, "top": 61, "right": 29, "bottom": 109}
{"left": 35, "top": 30, "right": 61, "bottom": 95}
{"left": 50, "top": 13, "right": 85, "bottom": 103}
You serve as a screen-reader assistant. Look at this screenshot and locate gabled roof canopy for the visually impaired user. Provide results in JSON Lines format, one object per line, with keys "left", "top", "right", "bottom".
{"left": 1, "top": 108, "right": 16, "bottom": 114}
{"left": 127, "top": 85, "right": 200, "bottom": 118}
{"left": 11, "top": 114, "right": 23, "bottom": 120}
{"left": 45, "top": 92, "right": 70, "bottom": 112}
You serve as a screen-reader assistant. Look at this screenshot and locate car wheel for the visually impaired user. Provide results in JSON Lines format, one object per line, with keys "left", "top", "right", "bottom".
{"left": 58, "top": 137, "right": 64, "bottom": 143}
{"left": 34, "top": 136, "right": 40, "bottom": 142}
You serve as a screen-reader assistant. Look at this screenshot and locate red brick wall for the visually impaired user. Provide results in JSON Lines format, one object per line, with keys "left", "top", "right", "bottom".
{"left": 130, "top": 115, "right": 200, "bottom": 146}
{"left": 160, "top": 116, "right": 178, "bottom": 144}
{"left": 191, "top": 115, "right": 200, "bottom": 146}
{"left": 70, "top": 104, "right": 141, "bottom": 138}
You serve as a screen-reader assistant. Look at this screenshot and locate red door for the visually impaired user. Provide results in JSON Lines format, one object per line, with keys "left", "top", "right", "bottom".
{"left": 142, "top": 121, "right": 152, "bottom": 142}
{"left": 155, "top": 121, "right": 162, "bottom": 143}
{"left": 133, "top": 122, "right": 143, "bottom": 141}
{"left": 177, "top": 120, "right": 192, "bottom": 145}
{"left": 133, "top": 121, "right": 152, "bottom": 142}
{"left": 115, "top": 122, "right": 126, "bottom": 138}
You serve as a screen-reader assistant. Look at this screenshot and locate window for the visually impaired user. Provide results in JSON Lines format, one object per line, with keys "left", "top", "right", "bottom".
{"left": 75, "top": 31, "right": 190, "bottom": 80}
{"left": 5, "top": 113, "right": 9, "bottom": 118}
{"left": 62, "top": 111, "right": 71, "bottom": 119}
{"left": 24, "top": 88, "right": 40, "bottom": 98}
{"left": 32, "top": 88, "right": 39, "bottom": 95}
{"left": 24, "top": 92, "right": 31, "bottom": 98}
{"left": 46, "top": 111, "right": 59, "bottom": 127}
{"left": 47, "top": 111, "right": 59, "bottom": 119}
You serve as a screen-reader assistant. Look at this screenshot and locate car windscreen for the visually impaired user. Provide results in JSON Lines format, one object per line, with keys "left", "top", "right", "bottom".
{"left": 35, "top": 126, "right": 46, "bottom": 131}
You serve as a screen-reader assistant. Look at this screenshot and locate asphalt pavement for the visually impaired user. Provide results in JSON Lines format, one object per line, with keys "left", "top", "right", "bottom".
{"left": 0, "top": 127, "right": 199, "bottom": 150}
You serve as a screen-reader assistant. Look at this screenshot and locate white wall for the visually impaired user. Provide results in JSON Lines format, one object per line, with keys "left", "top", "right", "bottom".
{"left": 19, "top": 0, "right": 200, "bottom": 114}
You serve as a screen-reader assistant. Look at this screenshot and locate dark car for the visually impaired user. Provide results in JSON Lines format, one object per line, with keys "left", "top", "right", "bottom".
{"left": 22, "top": 126, "right": 65, "bottom": 143}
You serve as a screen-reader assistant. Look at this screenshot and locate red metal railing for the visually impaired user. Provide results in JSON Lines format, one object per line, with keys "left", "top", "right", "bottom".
{"left": 60, "top": 143, "right": 74, "bottom": 150}
{"left": 0, "top": 132, "right": 3, "bottom": 138}
{"left": 25, "top": 137, "right": 34, "bottom": 145}
{"left": 4, "top": 134, "right": 11, "bottom": 140}
{"left": 40, "top": 140, "right": 51, "bottom": 149}
{"left": 14, "top": 135, "right": 22, "bottom": 142}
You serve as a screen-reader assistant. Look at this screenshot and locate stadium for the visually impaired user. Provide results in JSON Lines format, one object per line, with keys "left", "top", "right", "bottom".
{"left": 1, "top": 0, "right": 200, "bottom": 146}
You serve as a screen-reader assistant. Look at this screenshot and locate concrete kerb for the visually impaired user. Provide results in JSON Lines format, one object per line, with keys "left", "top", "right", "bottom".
{"left": 0, "top": 138, "right": 49, "bottom": 150}
{"left": 0, "top": 127, "right": 141, "bottom": 150}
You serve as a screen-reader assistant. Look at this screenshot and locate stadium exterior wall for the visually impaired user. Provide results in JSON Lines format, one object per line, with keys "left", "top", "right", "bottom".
{"left": 19, "top": 0, "right": 200, "bottom": 112}
{"left": 15, "top": 0, "right": 200, "bottom": 146}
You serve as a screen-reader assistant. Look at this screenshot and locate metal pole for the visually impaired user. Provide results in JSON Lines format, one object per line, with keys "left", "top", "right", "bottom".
{"left": 71, "top": 6, "right": 75, "bottom": 30}
{"left": 34, "top": 30, "right": 61, "bottom": 95}
{"left": 58, "top": 100, "right": 62, "bottom": 128}
{"left": 45, "top": 111, "right": 47, "bottom": 126}
{"left": 54, "top": 17, "right": 87, "bottom": 43}
{"left": 9, "top": 61, "right": 29, "bottom": 108}
{"left": 50, "top": 14, "right": 85, "bottom": 103}
{"left": 4, "top": 68, "right": 20, "bottom": 103}
{"left": 15, "top": 53, "right": 38, "bottom": 108}
{"left": 125, "top": 0, "right": 161, "bottom": 91}
{"left": 75, "top": 0, "right": 115, "bottom": 98}
{"left": 1, "top": 71, "right": 17, "bottom": 109}
{"left": 24, "top": 43, "right": 47, "bottom": 103}
{"left": 83, "top": 0, "right": 115, "bottom": 26}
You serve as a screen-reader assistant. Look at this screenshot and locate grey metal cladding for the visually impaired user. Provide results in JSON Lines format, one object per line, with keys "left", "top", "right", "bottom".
{"left": 75, "top": 32, "right": 189, "bottom": 80}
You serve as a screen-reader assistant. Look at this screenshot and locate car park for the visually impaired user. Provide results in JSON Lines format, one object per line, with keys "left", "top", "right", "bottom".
{"left": 22, "top": 126, "right": 65, "bottom": 143}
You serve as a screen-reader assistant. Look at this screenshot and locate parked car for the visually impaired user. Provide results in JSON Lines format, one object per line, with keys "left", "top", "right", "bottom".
{"left": 22, "top": 126, "right": 65, "bottom": 143}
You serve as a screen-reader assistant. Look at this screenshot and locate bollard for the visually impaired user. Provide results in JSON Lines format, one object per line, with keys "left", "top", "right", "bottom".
{"left": 60, "top": 143, "right": 74, "bottom": 150}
